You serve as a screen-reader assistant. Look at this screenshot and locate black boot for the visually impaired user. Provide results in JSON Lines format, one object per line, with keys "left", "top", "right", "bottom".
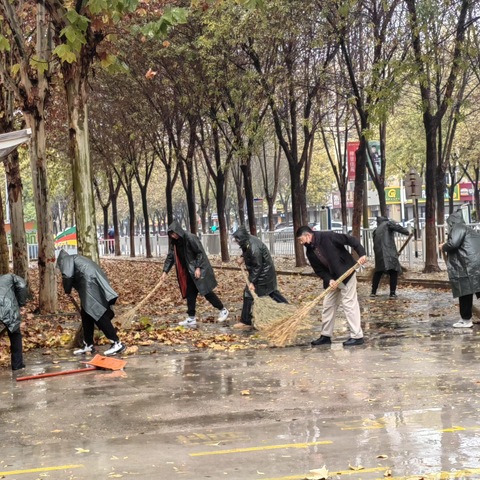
{"left": 311, "top": 335, "right": 332, "bottom": 346}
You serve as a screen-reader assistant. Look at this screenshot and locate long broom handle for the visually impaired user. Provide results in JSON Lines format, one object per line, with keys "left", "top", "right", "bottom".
{"left": 115, "top": 277, "right": 165, "bottom": 322}
{"left": 16, "top": 366, "right": 97, "bottom": 382}
{"left": 297, "top": 262, "right": 362, "bottom": 315}
{"left": 398, "top": 232, "right": 414, "bottom": 255}
{"left": 240, "top": 264, "right": 259, "bottom": 299}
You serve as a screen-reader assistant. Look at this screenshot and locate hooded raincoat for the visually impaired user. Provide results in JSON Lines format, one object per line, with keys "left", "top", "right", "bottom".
{"left": 0, "top": 274, "right": 28, "bottom": 332}
{"left": 442, "top": 211, "right": 480, "bottom": 298}
{"left": 233, "top": 226, "right": 278, "bottom": 297}
{"left": 373, "top": 217, "right": 409, "bottom": 273}
{"left": 56, "top": 250, "right": 118, "bottom": 321}
{"left": 163, "top": 221, "right": 217, "bottom": 297}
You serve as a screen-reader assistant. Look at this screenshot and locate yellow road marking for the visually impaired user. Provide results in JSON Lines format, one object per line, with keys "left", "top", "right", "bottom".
{"left": 0, "top": 464, "right": 84, "bottom": 476}
{"left": 189, "top": 440, "right": 332, "bottom": 456}
{"left": 264, "top": 467, "right": 480, "bottom": 480}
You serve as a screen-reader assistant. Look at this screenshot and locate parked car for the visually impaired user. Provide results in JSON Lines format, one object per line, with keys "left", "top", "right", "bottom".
{"left": 274, "top": 226, "right": 294, "bottom": 241}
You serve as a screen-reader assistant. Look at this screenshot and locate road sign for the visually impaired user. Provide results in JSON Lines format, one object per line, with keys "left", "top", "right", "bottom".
{"left": 404, "top": 169, "right": 422, "bottom": 199}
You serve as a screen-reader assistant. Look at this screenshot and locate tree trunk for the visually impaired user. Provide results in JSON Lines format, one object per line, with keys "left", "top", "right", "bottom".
{"left": 63, "top": 70, "right": 99, "bottom": 262}
{"left": 241, "top": 161, "right": 256, "bottom": 236}
{"left": 24, "top": 113, "right": 57, "bottom": 312}
{"left": 216, "top": 171, "right": 230, "bottom": 262}
{"left": 4, "top": 148, "right": 29, "bottom": 283}
{"left": 352, "top": 141, "right": 367, "bottom": 239}
{"left": 0, "top": 190, "right": 10, "bottom": 274}
{"left": 423, "top": 116, "right": 440, "bottom": 272}
{"left": 102, "top": 205, "right": 109, "bottom": 253}
{"left": 289, "top": 163, "right": 307, "bottom": 267}
{"left": 127, "top": 191, "right": 135, "bottom": 257}
{"left": 140, "top": 186, "right": 152, "bottom": 258}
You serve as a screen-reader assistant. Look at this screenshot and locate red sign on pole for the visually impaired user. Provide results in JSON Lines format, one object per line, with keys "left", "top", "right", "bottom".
{"left": 347, "top": 141, "right": 360, "bottom": 182}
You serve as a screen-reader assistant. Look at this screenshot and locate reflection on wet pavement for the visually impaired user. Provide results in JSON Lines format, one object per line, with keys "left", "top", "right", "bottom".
{"left": 1, "top": 286, "right": 480, "bottom": 478}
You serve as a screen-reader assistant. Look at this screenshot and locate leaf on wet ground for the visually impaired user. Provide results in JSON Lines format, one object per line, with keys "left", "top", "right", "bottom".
{"left": 241, "top": 389, "right": 250, "bottom": 395}
{"left": 349, "top": 464, "right": 364, "bottom": 471}
{"left": 306, "top": 465, "right": 329, "bottom": 479}
{"left": 74, "top": 447, "right": 90, "bottom": 454}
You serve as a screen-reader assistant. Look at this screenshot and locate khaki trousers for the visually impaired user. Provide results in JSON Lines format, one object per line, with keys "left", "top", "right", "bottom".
{"left": 320, "top": 273, "right": 363, "bottom": 339}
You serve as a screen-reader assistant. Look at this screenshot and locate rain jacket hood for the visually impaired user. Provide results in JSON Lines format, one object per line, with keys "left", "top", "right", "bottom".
{"left": 168, "top": 220, "right": 186, "bottom": 239}
{"left": 163, "top": 222, "right": 217, "bottom": 296}
{"left": 56, "top": 250, "right": 118, "bottom": 321}
{"left": 232, "top": 225, "right": 250, "bottom": 247}
{"left": 233, "top": 226, "right": 278, "bottom": 297}
{"left": 0, "top": 274, "right": 28, "bottom": 333}
{"left": 372, "top": 217, "right": 409, "bottom": 273}
{"left": 442, "top": 210, "right": 480, "bottom": 298}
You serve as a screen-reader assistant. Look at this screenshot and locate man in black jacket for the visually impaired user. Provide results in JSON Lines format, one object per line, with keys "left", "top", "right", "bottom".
{"left": 161, "top": 221, "right": 229, "bottom": 327}
{"left": 232, "top": 225, "right": 288, "bottom": 330}
{"left": 57, "top": 250, "right": 126, "bottom": 356}
{"left": 0, "top": 274, "right": 28, "bottom": 370}
{"left": 296, "top": 225, "right": 367, "bottom": 346}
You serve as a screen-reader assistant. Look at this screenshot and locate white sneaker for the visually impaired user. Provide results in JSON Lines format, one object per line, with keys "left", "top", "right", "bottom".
{"left": 179, "top": 317, "right": 197, "bottom": 327}
{"left": 453, "top": 319, "right": 473, "bottom": 328}
{"left": 73, "top": 342, "right": 95, "bottom": 355}
{"left": 104, "top": 341, "right": 126, "bottom": 356}
{"left": 218, "top": 308, "right": 229, "bottom": 322}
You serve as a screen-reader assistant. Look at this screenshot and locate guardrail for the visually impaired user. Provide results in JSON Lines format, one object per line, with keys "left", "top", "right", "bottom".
{"left": 21, "top": 222, "right": 480, "bottom": 263}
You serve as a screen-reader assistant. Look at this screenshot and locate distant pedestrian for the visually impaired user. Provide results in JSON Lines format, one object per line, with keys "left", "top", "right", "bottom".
{"left": 371, "top": 216, "right": 410, "bottom": 298}
{"left": 440, "top": 211, "right": 480, "bottom": 328}
{"left": 0, "top": 274, "right": 28, "bottom": 370}
{"left": 296, "top": 226, "right": 367, "bottom": 347}
{"left": 107, "top": 227, "right": 115, "bottom": 254}
{"left": 161, "top": 221, "right": 229, "bottom": 327}
{"left": 56, "top": 250, "right": 126, "bottom": 356}
{"left": 232, "top": 225, "right": 288, "bottom": 330}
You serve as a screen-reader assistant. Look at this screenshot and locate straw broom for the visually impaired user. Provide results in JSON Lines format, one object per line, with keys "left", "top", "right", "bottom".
{"left": 264, "top": 262, "right": 362, "bottom": 347}
{"left": 239, "top": 265, "right": 297, "bottom": 330}
{"left": 114, "top": 278, "right": 164, "bottom": 329}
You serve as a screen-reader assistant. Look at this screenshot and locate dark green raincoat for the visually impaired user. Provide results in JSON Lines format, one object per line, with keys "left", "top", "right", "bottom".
{"left": 233, "top": 225, "right": 278, "bottom": 297}
{"left": 373, "top": 216, "right": 409, "bottom": 273}
{"left": 0, "top": 274, "right": 28, "bottom": 332}
{"left": 163, "top": 221, "right": 217, "bottom": 297}
{"left": 56, "top": 250, "right": 118, "bottom": 321}
{"left": 442, "top": 211, "right": 480, "bottom": 298}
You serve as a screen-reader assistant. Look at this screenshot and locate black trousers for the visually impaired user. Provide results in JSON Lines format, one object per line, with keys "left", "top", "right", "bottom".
{"left": 81, "top": 308, "right": 119, "bottom": 346}
{"left": 371, "top": 270, "right": 398, "bottom": 294}
{"left": 7, "top": 328, "right": 24, "bottom": 370}
{"left": 241, "top": 290, "right": 289, "bottom": 325}
{"left": 459, "top": 294, "right": 473, "bottom": 320}
{"left": 185, "top": 275, "right": 223, "bottom": 317}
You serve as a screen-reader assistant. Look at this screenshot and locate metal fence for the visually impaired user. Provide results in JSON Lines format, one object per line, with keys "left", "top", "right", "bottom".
{"left": 22, "top": 223, "right": 480, "bottom": 263}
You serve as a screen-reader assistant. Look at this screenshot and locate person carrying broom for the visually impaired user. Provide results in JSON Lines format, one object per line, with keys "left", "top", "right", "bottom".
{"left": 232, "top": 225, "right": 289, "bottom": 330}
{"left": 161, "top": 221, "right": 229, "bottom": 327}
{"left": 56, "top": 250, "right": 126, "bottom": 356}
{"left": 370, "top": 216, "right": 410, "bottom": 298}
{"left": 296, "top": 225, "right": 367, "bottom": 347}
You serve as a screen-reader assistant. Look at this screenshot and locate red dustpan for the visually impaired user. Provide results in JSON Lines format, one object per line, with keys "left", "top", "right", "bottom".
{"left": 16, "top": 354, "right": 127, "bottom": 382}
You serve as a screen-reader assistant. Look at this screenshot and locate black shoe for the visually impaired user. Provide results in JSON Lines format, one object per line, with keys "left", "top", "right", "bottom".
{"left": 343, "top": 337, "right": 364, "bottom": 346}
{"left": 389, "top": 292, "right": 397, "bottom": 298}
{"left": 370, "top": 293, "right": 376, "bottom": 297}
{"left": 12, "top": 364, "right": 25, "bottom": 371}
{"left": 311, "top": 335, "right": 332, "bottom": 346}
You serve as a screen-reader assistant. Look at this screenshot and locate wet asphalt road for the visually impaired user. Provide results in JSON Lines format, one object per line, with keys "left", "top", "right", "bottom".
{"left": 2, "top": 286, "right": 480, "bottom": 479}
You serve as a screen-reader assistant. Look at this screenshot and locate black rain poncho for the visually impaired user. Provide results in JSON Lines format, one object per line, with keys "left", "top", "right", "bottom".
{"left": 163, "top": 221, "right": 218, "bottom": 297}
{"left": 233, "top": 226, "right": 278, "bottom": 297}
{"left": 373, "top": 216, "right": 409, "bottom": 273}
{"left": 56, "top": 250, "right": 118, "bottom": 321}
{"left": 442, "top": 211, "right": 480, "bottom": 298}
{"left": 0, "top": 274, "right": 28, "bottom": 333}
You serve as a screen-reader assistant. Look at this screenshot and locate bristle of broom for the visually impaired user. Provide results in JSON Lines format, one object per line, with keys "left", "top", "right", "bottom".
{"left": 251, "top": 296, "right": 297, "bottom": 331}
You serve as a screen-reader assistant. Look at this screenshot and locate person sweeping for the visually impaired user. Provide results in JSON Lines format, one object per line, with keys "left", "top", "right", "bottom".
{"left": 232, "top": 225, "right": 289, "bottom": 330}
{"left": 0, "top": 274, "right": 28, "bottom": 370}
{"left": 439, "top": 210, "right": 480, "bottom": 329}
{"left": 161, "top": 221, "right": 229, "bottom": 327}
{"left": 296, "top": 225, "right": 367, "bottom": 347}
{"left": 371, "top": 216, "right": 410, "bottom": 298}
{"left": 56, "top": 250, "right": 126, "bottom": 356}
